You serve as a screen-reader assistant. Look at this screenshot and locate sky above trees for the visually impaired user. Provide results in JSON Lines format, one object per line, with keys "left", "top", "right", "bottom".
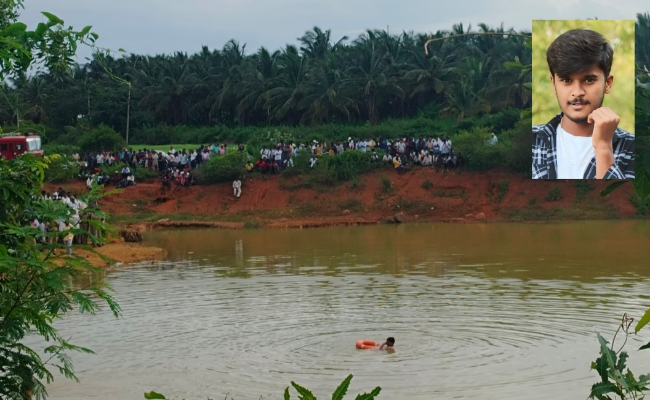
{"left": 18, "top": 0, "right": 648, "bottom": 59}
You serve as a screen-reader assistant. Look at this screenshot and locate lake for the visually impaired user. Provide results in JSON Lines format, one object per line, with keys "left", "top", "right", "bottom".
{"left": 46, "top": 221, "right": 650, "bottom": 399}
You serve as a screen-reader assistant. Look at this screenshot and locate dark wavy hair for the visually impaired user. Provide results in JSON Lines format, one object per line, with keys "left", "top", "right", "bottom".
{"left": 546, "top": 28, "right": 614, "bottom": 79}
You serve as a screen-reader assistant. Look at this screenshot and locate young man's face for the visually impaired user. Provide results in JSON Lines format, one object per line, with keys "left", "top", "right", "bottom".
{"left": 550, "top": 65, "right": 613, "bottom": 124}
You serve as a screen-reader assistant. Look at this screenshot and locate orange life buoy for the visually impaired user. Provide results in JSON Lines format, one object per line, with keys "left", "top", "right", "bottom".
{"left": 356, "top": 340, "right": 379, "bottom": 349}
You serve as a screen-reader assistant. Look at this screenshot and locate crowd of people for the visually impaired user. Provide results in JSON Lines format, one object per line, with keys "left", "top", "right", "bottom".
{"left": 74, "top": 145, "right": 224, "bottom": 190}
{"left": 249, "top": 135, "right": 463, "bottom": 174}
{"left": 32, "top": 188, "right": 104, "bottom": 256}
{"left": 69, "top": 134, "right": 466, "bottom": 201}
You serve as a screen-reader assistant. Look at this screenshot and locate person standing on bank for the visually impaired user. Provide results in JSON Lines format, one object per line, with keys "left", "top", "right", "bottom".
{"left": 233, "top": 178, "right": 242, "bottom": 199}
{"left": 532, "top": 28, "right": 634, "bottom": 179}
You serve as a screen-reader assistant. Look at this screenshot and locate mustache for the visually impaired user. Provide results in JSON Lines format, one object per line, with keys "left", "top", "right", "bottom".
{"left": 567, "top": 99, "right": 591, "bottom": 105}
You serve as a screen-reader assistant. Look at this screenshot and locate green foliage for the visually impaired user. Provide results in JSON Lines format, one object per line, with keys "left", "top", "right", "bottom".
{"left": 380, "top": 176, "right": 392, "bottom": 193}
{"left": 130, "top": 125, "right": 217, "bottom": 145}
{"left": 42, "top": 143, "right": 80, "bottom": 156}
{"left": 628, "top": 193, "right": 650, "bottom": 215}
{"left": 0, "top": 3, "right": 99, "bottom": 80}
{"left": 143, "top": 391, "right": 166, "bottom": 399}
{"left": 43, "top": 154, "right": 79, "bottom": 182}
{"left": 546, "top": 186, "right": 562, "bottom": 202}
{"left": 636, "top": 308, "right": 650, "bottom": 335}
{"left": 2, "top": 12, "right": 532, "bottom": 144}
{"left": 194, "top": 151, "right": 247, "bottom": 184}
{"left": 0, "top": 155, "right": 120, "bottom": 399}
{"left": 575, "top": 181, "right": 595, "bottom": 201}
{"left": 280, "top": 149, "right": 386, "bottom": 188}
{"left": 421, "top": 180, "right": 433, "bottom": 190}
{"left": 588, "top": 333, "right": 650, "bottom": 399}
{"left": 348, "top": 175, "right": 363, "bottom": 190}
{"left": 284, "top": 374, "right": 381, "bottom": 400}
{"left": 501, "top": 118, "right": 533, "bottom": 175}
{"left": 452, "top": 126, "right": 501, "bottom": 171}
{"left": 78, "top": 124, "right": 126, "bottom": 153}
{"left": 144, "top": 375, "right": 381, "bottom": 400}
{"left": 495, "top": 179, "right": 509, "bottom": 202}
{"left": 96, "top": 162, "right": 158, "bottom": 182}
{"left": 528, "top": 196, "right": 537, "bottom": 206}
{"left": 601, "top": 181, "right": 629, "bottom": 197}
{"left": 338, "top": 198, "right": 364, "bottom": 212}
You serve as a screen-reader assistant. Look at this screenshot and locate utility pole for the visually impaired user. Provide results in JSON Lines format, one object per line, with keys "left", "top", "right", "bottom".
{"left": 126, "top": 82, "right": 131, "bottom": 146}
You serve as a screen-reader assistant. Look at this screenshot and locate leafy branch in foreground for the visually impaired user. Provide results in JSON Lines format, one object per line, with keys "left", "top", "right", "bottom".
{"left": 0, "top": 155, "right": 120, "bottom": 400}
{"left": 143, "top": 374, "right": 381, "bottom": 400}
{"left": 284, "top": 374, "right": 381, "bottom": 400}
{"left": 589, "top": 314, "right": 650, "bottom": 399}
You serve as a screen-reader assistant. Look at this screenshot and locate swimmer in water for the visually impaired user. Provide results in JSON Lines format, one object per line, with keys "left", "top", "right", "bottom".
{"left": 379, "top": 337, "right": 395, "bottom": 351}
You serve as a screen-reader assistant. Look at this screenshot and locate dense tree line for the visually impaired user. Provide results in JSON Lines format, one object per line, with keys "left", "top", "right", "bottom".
{"left": 0, "top": 21, "right": 535, "bottom": 141}
{"left": 2, "top": 14, "right": 649, "bottom": 147}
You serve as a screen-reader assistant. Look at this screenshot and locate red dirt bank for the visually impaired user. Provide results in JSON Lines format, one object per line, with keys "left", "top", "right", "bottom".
{"left": 48, "top": 168, "right": 641, "bottom": 229}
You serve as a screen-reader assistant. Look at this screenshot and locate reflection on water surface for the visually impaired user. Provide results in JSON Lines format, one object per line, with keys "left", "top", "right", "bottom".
{"left": 48, "top": 222, "right": 650, "bottom": 399}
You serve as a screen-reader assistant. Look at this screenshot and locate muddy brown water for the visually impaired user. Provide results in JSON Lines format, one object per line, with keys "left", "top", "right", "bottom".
{"left": 46, "top": 221, "right": 650, "bottom": 399}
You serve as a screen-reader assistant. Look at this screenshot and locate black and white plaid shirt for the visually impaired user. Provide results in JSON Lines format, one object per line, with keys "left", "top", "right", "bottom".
{"left": 532, "top": 113, "right": 635, "bottom": 179}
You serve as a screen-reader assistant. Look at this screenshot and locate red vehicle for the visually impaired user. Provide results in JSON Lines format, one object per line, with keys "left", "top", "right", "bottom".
{"left": 0, "top": 133, "right": 44, "bottom": 160}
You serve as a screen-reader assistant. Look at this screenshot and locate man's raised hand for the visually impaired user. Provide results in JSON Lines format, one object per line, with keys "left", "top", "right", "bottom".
{"left": 588, "top": 107, "right": 619, "bottom": 152}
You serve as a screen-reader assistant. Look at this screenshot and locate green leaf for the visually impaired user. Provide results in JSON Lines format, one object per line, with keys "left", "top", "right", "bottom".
{"left": 118, "top": 48, "right": 126, "bottom": 52}
{"left": 90, "top": 32, "right": 99, "bottom": 40}
{"left": 600, "top": 181, "right": 627, "bottom": 197}
{"left": 2, "top": 22, "right": 27, "bottom": 36}
{"left": 590, "top": 382, "right": 620, "bottom": 397}
{"left": 353, "top": 387, "right": 381, "bottom": 400}
{"left": 332, "top": 374, "right": 353, "bottom": 400}
{"left": 285, "top": 387, "right": 291, "bottom": 400}
{"left": 143, "top": 391, "right": 166, "bottom": 399}
{"left": 639, "top": 342, "right": 650, "bottom": 350}
{"left": 41, "top": 12, "right": 64, "bottom": 25}
{"left": 635, "top": 308, "right": 650, "bottom": 334}
{"left": 291, "top": 381, "right": 317, "bottom": 400}
{"left": 634, "top": 151, "right": 650, "bottom": 199}
{"left": 616, "top": 351, "right": 628, "bottom": 372}
{"left": 80, "top": 25, "right": 92, "bottom": 36}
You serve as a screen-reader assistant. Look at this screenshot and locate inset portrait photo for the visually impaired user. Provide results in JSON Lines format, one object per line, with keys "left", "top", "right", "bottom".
{"left": 532, "top": 20, "right": 635, "bottom": 180}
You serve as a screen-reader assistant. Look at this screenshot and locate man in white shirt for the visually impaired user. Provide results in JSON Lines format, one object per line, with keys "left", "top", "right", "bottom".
{"left": 233, "top": 179, "right": 242, "bottom": 198}
{"left": 273, "top": 147, "right": 283, "bottom": 171}
{"left": 532, "top": 28, "right": 634, "bottom": 179}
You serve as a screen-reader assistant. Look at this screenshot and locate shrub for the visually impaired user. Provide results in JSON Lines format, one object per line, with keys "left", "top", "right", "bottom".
{"left": 97, "top": 162, "right": 159, "bottom": 182}
{"left": 575, "top": 180, "right": 594, "bottom": 200}
{"left": 348, "top": 175, "right": 366, "bottom": 191}
{"left": 496, "top": 179, "right": 509, "bottom": 202}
{"left": 528, "top": 196, "right": 537, "bottom": 205}
{"left": 546, "top": 186, "right": 562, "bottom": 202}
{"left": 43, "top": 144, "right": 80, "bottom": 156}
{"left": 502, "top": 118, "right": 532, "bottom": 175}
{"left": 194, "top": 151, "right": 247, "bottom": 184}
{"left": 421, "top": 179, "right": 433, "bottom": 190}
{"left": 380, "top": 176, "right": 392, "bottom": 193}
{"left": 628, "top": 193, "right": 650, "bottom": 215}
{"left": 79, "top": 125, "right": 126, "bottom": 153}
{"left": 452, "top": 126, "right": 502, "bottom": 171}
{"left": 338, "top": 198, "right": 364, "bottom": 212}
{"left": 44, "top": 155, "right": 80, "bottom": 183}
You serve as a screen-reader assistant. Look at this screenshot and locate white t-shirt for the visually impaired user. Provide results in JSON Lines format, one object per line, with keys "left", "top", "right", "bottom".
{"left": 556, "top": 123, "right": 594, "bottom": 179}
